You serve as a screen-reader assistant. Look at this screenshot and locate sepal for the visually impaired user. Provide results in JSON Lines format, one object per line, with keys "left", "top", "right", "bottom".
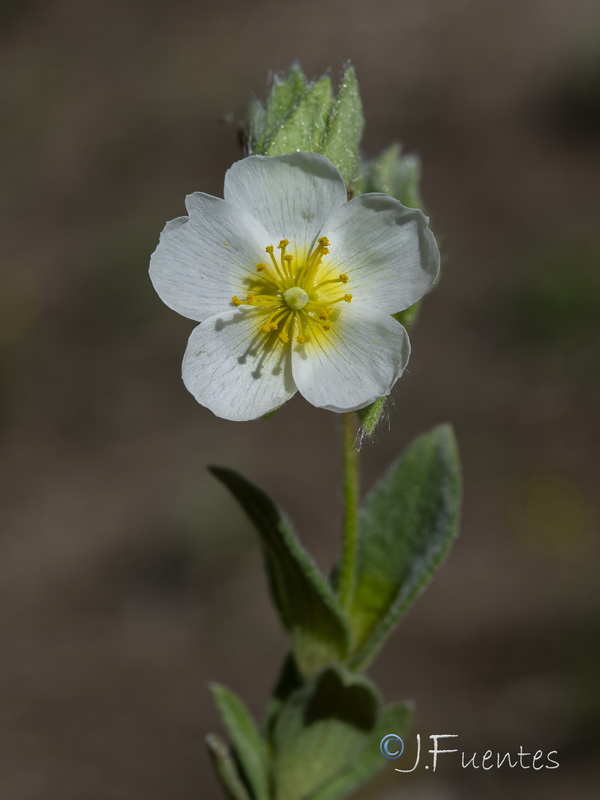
{"left": 249, "top": 63, "right": 364, "bottom": 184}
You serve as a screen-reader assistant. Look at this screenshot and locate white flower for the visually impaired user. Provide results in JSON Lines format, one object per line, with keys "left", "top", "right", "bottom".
{"left": 149, "top": 152, "right": 439, "bottom": 421}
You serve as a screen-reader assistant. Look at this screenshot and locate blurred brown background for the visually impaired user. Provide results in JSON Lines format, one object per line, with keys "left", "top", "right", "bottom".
{"left": 1, "top": 0, "right": 599, "bottom": 798}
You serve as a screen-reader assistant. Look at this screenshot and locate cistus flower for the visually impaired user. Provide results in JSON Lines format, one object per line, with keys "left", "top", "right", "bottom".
{"left": 150, "top": 153, "right": 439, "bottom": 421}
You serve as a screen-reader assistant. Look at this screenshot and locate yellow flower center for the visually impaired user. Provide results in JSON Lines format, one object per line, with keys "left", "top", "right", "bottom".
{"left": 231, "top": 237, "right": 352, "bottom": 345}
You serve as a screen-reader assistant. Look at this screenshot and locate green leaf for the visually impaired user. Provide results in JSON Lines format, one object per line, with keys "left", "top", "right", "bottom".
{"left": 271, "top": 665, "right": 380, "bottom": 800}
{"left": 263, "top": 75, "right": 333, "bottom": 157}
{"left": 211, "top": 684, "right": 271, "bottom": 800}
{"left": 206, "top": 734, "right": 252, "bottom": 800}
{"left": 264, "top": 653, "right": 303, "bottom": 736}
{"left": 210, "top": 467, "right": 351, "bottom": 679}
{"left": 392, "top": 153, "right": 422, "bottom": 209}
{"left": 305, "top": 701, "right": 412, "bottom": 800}
{"left": 393, "top": 301, "right": 420, "bottom": 329}
{"left": 349, "top": 425, "right": 461, "bottom": 669}
{"left": 321, "top": 64, "right": 364, "bottom": 184}
{"left": 361, "top": 144, "right": 423, "bottom": 209}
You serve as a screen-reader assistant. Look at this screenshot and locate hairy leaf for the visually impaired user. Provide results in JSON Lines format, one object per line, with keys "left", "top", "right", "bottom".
{"left": 206, "top": 734, "right": 252, "bottom": 800}
{"left": 271, "top": 665, "right": 380, "bottom": 800}
{"left": 349, "top": 425, "right": 461, "bottom": 668}
{"left": 305, "top": 701, "right": 412, "bottom": 800}
{"left": 211, "top": 684, "right": 270, "bottom": 800}
{"left": 211, "top": 467, "right": 351, "bottom": 678}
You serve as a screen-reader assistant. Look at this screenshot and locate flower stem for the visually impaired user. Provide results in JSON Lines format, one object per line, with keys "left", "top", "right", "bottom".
{"left": 339, "top": 412, "right": 360, "bottom": 612}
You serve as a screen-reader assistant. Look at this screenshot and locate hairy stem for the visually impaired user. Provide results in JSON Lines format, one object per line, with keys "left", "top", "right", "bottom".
{"left": 339, "top": 412, "right": 360, "bottom": 611}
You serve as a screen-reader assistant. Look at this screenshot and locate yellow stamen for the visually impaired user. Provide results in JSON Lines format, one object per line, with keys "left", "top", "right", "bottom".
{"left": 277, "top": 312, "right": 294, "bottom": 344}
{"left": 255, "top": 262, "right": 281, "bottom": 286}
{"left": 232, "top": 292, "right": 281, "bottom": 309}
{"left": 295, "top": 314, "right": 307, "bottom": 344}
{"left": 277, "top": 240, "right": 292, "bottom": 283}
{"left": 265, "top": 245, "right": 286, "bottom": 282}
{"left": 283, "top": 253, "right": 295, "bottom": 281}
{"left": 299, "top": 237, "right": 331, "bottom": 285}
{"left": 262, "top": 308, "right": 288, "bottom": 332}
{"left": 236, "top": 234, "right": 347, "bottom": 345}
{"left": 315, "top": 273, "right": 350, "bottom": 289}
{"left": 306, "top": 314, "right": 332, "bottom": 332}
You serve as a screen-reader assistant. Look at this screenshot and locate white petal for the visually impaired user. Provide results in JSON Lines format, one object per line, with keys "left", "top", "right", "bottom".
{"left": 182, "top": 308, "right": 297, "bottom": 421}
{"left": 291, "top": 305, "right": 410, "bottom": 412}
{"left": 224, "top": 153, "right": 347, "bottom": 254}
{"left": 149, "top": 193, "right": 271, "bottom": 322}
{"left": 319, "top": 194, "right": 440, "bottom": 314}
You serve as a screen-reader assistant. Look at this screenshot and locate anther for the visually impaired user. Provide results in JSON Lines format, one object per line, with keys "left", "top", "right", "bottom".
{"left": 344, "top": 294, "right": 352, "bottom": 303}
{"left": 256, "top": 263, "right": 266, "bottom": 272}
{"left": 231, "top": 296, "right": 242, "bottom": 306}
{"left": 277, "top": 239, "right": 289, "bottom": 249}
{"left": 339, "top": 273, "right": 349, "bottom": 283}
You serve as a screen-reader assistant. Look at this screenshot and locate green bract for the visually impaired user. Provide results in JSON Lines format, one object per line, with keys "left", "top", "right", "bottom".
{"left": 249, "top": 64, "right": 364, "bottom": 185}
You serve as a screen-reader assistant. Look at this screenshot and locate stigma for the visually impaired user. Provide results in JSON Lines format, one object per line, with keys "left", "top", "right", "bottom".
{"left": 283, "top": 286, "right": 309, "bottom": 310}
